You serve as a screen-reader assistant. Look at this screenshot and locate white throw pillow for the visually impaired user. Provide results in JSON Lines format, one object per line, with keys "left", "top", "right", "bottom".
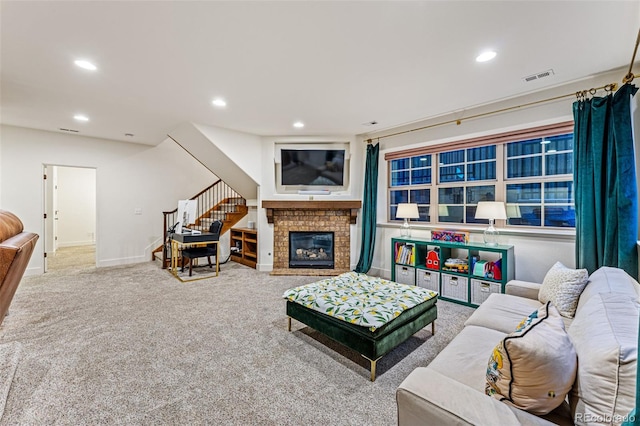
{"left": 539, "top": 261, "right": 589, "bottom": 318}
{"left": 486, "top": 302, "right": 577, "bottom": 415}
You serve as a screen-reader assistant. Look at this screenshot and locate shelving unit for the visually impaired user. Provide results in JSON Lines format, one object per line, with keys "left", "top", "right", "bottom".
{"left": 230, "top": 227, "right": 258, "bottom": 269}
{"left": 391, "top": 237, "right": 514, "bottom": 308}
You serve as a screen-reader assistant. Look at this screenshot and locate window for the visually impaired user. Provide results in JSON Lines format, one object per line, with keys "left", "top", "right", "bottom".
{"left": 437, "top": 146, "right": 496, "bottom": 224}
{"left": 385, "top": 122, "right": 575, "bottom": 229}
{"left": 505, "top": 134, "right": 574, "bottom": 227}
{"left": 389, "top": 155, "right": 431, "bottom": 221}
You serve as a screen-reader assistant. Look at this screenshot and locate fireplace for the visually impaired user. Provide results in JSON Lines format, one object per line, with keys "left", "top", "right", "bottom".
{"left": 262, "top": 200, "right": 361, "bottom": 276}
{"left": 289, "top": 231, "right": 334, "bottom": 269}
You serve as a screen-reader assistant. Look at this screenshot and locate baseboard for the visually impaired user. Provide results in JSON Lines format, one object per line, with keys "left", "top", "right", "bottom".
{"left": 97, "top": 255, "right": 148, "bottom": 268}
{"left": 373, "top": 267, "right": 391, "bottom": 280}
{"left": 256, "top": 263, "right": 273, "bottom": 272}
{"left": 57, "top": 241, "right": 95, "bottom": 248}
{"left": 24, "top": 266, "right": 44, "bottom": 276}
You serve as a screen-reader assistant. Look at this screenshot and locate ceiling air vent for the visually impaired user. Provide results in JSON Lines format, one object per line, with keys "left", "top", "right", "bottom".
{"left": 58, "top": 128, "right": 79, "bottom": 133}
{"left": 522, "top": 69, "right": 554, "bottom": 83}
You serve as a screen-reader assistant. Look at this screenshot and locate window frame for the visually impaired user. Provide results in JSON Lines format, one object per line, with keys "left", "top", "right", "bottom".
{"left": 385, "top": 121, "right": 575, "bottom": 230}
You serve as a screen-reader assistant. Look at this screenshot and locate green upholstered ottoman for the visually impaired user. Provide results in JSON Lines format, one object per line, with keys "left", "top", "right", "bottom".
{"left": 284, "top": 272, "right": 438, "bottom": 381}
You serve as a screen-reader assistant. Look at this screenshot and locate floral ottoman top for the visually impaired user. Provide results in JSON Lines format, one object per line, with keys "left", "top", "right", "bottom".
{"left": 283, "top": 272, "right": 438, "bottom": 331}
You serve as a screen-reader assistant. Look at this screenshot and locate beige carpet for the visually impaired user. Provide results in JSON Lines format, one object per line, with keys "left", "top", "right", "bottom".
{"left": 47, "top": 245, "right": 96, "bottom": 271}
{"left": 0, "top": 261, "right": 474, "bottom": 425}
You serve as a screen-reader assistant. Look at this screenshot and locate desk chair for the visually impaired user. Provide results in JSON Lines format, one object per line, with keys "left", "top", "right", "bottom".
{"left": 181, "top": 220, "right": 223, "bottom": 276}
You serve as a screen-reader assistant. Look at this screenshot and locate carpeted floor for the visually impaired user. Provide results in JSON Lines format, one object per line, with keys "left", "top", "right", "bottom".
{"left": 46, "top": 245, "right": 96, "bottom": 272}
{"left": 0, "top": 260, "right": 474, "bottom": 425}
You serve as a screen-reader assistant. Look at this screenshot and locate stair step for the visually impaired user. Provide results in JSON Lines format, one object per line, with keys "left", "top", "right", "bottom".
{"left": 203, "top": 212, "right": 227, "bottom": 221}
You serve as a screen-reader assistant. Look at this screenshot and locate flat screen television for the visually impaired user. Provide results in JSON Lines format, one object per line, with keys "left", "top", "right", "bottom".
{"left": 280, "top": 149, "right": 345, "bottom": 186}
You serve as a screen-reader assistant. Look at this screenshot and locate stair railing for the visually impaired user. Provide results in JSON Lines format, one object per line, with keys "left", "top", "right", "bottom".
{"left": 160, "top": 179, "right": 246, "bottom": 268}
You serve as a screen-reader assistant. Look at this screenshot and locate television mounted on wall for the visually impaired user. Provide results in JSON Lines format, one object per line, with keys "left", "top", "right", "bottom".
{"left": 274, "top": 143, "right": 350, "bottom": 193}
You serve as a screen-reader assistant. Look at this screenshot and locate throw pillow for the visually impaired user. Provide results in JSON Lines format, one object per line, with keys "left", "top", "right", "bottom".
{"left": 538, "top": 261, "right": 589, "bottom": 318}
{"left": 486, "top": 302, "right": 577, "bottom": 415}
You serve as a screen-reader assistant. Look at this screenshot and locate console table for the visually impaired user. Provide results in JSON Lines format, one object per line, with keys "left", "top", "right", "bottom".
{"left": 170, "top": 232, "right": 220, "bottom": 282}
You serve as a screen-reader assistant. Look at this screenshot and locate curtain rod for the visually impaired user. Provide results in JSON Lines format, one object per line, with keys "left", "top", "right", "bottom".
{"left": 365, "top": 81, "right": 618, "bottom": 144}
{"left": 623, "top": 28, "right": 640, "bottom": 84}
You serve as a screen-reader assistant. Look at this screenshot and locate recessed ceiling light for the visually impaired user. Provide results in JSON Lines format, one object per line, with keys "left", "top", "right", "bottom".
{"left": 476, "top": 51, "right": 497, "bottom": 63}
{"left": 74, "top": 114, "right": 89, "bottom": 122}
{"left": 74, "top": 60, "right": 97, "bottom": 71}
{"left": 293, "top": 121, "right": 304, "bottom": 128}
{"left": 212, "top": 98, "right": 227, "bottom": 107}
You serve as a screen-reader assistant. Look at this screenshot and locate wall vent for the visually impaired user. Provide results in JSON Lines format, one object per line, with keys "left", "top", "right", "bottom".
{"left": 58, "top": 128, "right": 79, "bottom": 133}
{"left": 522, "top": 69, "right": 554, "bottom": 83}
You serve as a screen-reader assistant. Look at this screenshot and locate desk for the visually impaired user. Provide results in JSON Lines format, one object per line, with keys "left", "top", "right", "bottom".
{"left": 170, "top": 232, "right": 220, "bottom": 282}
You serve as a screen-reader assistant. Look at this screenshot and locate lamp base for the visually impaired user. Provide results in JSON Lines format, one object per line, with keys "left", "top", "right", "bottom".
{"left": 400, "top": 219, "right": 411, "bottom": 238}
{"left": 483, "top": 220, "right": 499, "bottom": 246}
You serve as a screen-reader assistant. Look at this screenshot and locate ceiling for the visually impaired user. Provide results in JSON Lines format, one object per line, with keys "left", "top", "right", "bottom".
{"left": 1, "top": 1, "right": 638, "bottom": 146}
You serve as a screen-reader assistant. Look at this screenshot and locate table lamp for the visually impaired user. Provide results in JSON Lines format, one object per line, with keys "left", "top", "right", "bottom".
{"left": 396, "top": 203, "right": 419, "bottom": 237}
{"left": 475, "top": 201, "right": 507, "bottom": 246}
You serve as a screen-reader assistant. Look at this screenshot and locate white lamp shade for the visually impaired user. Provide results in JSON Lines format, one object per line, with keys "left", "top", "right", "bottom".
{"left": 396, "top": 203, "right": 420, "bottom": 219}
{"left": 475, "top": 201, "right": 507, "bottom": 220}
{"left": 438, "top": 205, "right": 449, "bottom": 217}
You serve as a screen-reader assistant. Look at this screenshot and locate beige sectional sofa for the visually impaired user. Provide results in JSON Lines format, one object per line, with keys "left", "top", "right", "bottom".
{"left": 397, "top": 267, "right": 639, "bottom": 425}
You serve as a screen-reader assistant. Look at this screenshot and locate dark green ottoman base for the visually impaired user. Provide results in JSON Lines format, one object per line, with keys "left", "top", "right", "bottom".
{"left": 286, "top": 298, "right": 437, "bottom": 381}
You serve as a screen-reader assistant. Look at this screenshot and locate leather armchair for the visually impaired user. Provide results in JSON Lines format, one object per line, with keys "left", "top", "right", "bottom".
{"left": 0, "top": 210, "right": 39, "bottom": 326}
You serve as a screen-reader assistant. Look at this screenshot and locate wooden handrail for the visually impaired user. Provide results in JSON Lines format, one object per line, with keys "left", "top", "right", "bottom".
{"left": 191, "top": 178, "right": 223, "bottom": 200}
{"left": 158, "top": 179, "right": 246, "bottom": 268}
{"left": 162, "top": 179, "right": 223, "bottom": 215}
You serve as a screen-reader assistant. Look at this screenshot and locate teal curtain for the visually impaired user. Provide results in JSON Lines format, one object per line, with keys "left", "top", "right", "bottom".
{"left": 354, "top": 143, "right": 379, "bottom": 273}
{"left": 573, "top": 83, "right": 638, "bottom": 278}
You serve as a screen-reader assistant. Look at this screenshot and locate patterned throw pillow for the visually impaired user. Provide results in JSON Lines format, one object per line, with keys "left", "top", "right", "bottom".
{"left": 538, "top": 261, "right": 589, "bottom": 318}
{"left": 486, "top": 302, "right": 577, "bottom": 415}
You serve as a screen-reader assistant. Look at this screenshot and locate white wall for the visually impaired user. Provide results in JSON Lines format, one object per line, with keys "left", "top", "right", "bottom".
{"left": 258, "top": 136, "right": 364, "bottom": 271}
{"left": 55, "top": 166, "right": 96, "bottom": 247}
{"left": 194, "top": 123, "right": 263, "bottom": 185}
{"left": 0, "top": 125, "right": 215, "bottom": 274}
{"left": 365, "top": 68, "right": 630, "bottom": 283}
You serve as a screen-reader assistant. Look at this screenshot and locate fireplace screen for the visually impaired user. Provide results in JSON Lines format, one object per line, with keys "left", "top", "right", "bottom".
{"left": 289, "top": 231, "right": 334, "bottom": 269}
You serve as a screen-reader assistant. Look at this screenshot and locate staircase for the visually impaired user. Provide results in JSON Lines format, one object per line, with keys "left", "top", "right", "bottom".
{"left": 152, "top": 179, "right": 247, "bottom": 268}
{"left": 194, "top": 197, "right": 248, "bottom": 234}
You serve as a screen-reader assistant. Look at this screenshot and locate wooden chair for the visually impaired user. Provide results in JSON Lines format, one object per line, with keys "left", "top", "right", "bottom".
{"left": 180, "top": 220, "right": 222, "bottom": 276}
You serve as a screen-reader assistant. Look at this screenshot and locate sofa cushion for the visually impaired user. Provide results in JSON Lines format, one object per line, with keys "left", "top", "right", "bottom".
{"left": 486, "top": 302, "right": 577, "bottom": 415}
{"left": 428, "top": 325, "right": 506, "bottom": 391}
{"left": 575, "top": 267, "right": 640, "bottom": 314}
{"left": 464, "top": 293, "right": 546, "bottom": 334}
{"left": 538, "top": 262, "right": 589, "bottom": 318}
{"left": 567, "top": 293, "right": 638, "bottom": 425}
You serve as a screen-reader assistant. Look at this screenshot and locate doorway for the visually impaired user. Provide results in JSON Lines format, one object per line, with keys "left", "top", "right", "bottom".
{"left": 43, "top": 165, "right": 97, "bottom": 272}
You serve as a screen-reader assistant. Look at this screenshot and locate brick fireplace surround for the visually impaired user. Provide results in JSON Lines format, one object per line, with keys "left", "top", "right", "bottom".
{"left": 262, "top": 200, "right": 362, "bottom": 276}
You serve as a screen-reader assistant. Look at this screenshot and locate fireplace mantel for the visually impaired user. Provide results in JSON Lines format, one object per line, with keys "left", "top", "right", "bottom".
{"left": 262, "top": 200, "right": 361, "bottom": 224}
